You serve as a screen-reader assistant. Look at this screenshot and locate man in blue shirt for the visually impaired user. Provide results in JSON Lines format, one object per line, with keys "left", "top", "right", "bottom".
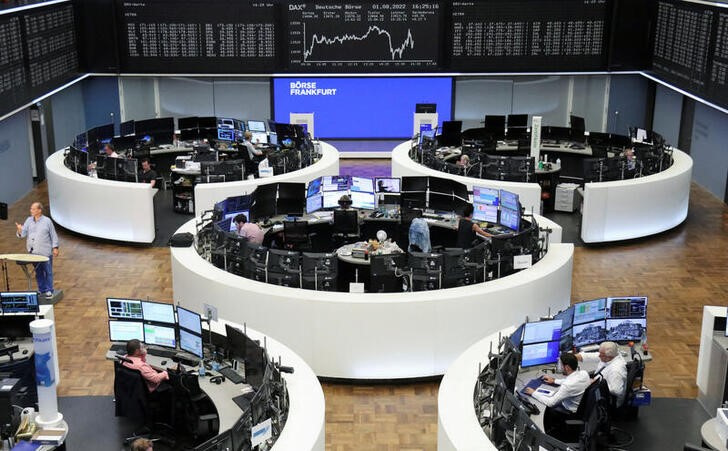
{"left": 15, "top": 202, "right": 59, "bottom": 298}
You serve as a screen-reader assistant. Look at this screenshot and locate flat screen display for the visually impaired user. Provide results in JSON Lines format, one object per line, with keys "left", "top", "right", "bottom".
{"left": 499, "top": 206, "right": 520, "bottom": 232}
{"left": 473, "top": 186, "right": 499, "bottom": 206}
{"left": 107, "top": 298, "right": 143, "bottom": 319}
{"left": 306, "top": 193, "right": 323, "bottom": 214}
{"left": 143, "top": 323, "right": 176, "bottom": 349}
{"left": 274, "top": 77, "right": 452, "bottom": 138}
{"left": 351, "top": 191, "right": 376, "bottom": 210}
{"left": 109, "top": 320, "right": 144, "bottom": 342}
{"left": 606, "top": 318, "right": 646, "bottom": 342}
{"left": 307, "top": 177, "right": 322, "bottom": 197}
{"left": 375, "top": 178, "right": 401, "bottom": 193}
{"left": 323, "top": 190, "right": 347, "bottom": 209}
{"left": 606, "top": 296, "right": 647, "bottom": 318}
{"left": 251, "top": 132, "right": 268, "bottom": 144}
{"left": 141, "top": 301, "right": 176, "bottom": 325}
{"left": 247, "top": 120, "right": 266, "bottom": 132}
{"left": 499, "top": 189, "right": 519, "bottom": 211}
{"left": 521, "top": 341, "right": 561, "bottom": 368}
{"left": 522, "top": 319, "right": 562, "bottom": 345}
{"left": 0, "top": 292, "right": 39, "bottom": 314}
{"left": 177, "top": 306, "right": 202, "bottom": 335}
{"left": 351, "top": 177, "right": 374, "bottom": 193}
{"left": 473, "top": 204, "right": 498, "bottom": 223}
{"left": 573, "top": 298, "right": 607, "bottom": 325}
{"left": 572, "top": 320, "right": 607, "bottom": 348}
{"left": 323, "top": 176, "right": 350, "bottom": 192}
{"left": 180, "top": 328, "right": 203, "bottom": 358}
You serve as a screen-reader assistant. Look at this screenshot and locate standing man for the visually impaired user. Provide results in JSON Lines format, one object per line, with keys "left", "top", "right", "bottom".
{"left": 15, "top": 202, "right": 59, "bottom": 298}
{"left": 138, "top": 158, "right": 157, "bottom": 188}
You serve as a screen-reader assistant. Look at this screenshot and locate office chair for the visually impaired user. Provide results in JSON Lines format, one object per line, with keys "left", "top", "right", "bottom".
{"left": 283, "top": 219, "right": 311, "bottom": 251}
{"left": 552, "top": 378, "right": 609, "bottom": 444}
{"left": 332, "top": 209, "right": 360, "bottom": 246}
{"left": 174, "top": 370, "right": 219, "bottom": 443}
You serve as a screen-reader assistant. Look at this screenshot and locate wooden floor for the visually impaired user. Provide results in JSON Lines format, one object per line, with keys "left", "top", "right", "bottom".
{"left": 1, "top": 172, "right": 726, "bottom": 450}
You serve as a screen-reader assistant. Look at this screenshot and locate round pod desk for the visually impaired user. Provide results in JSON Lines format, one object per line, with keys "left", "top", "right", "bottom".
{"left": 171, "top": 219, "right": 573, "bottom": 380}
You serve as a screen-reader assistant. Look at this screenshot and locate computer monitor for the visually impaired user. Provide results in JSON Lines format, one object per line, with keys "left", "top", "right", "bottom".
{"left": 351, "top": 191, "right": 376, "bottom": 210}
{"left": 510, "top": 322, "right": 526, "bottom": 348}
{"left": 225, "top": 323, "right": 248, "bottom": 361}
{"left": 573, "top": 298, "right": 607, "bottom": 325}
{"left": 402, "top": 176, "right": 428, "bottom": 192}
{"left": 521, "top": 341, "right": 561, "bottom": 368}
{"left": 141, "top": 301, "right": 176, "bottom": 325}
{"left": 375, "top": 177, "right": 400, "bottom": 193}
{"left": 217, "top": 128, "right": 235, "bottom": 141}
{"left": 415, "top": 103, "right": 436, "bottom": 114}
{"left": 135, "top": 117, "right": 174, "bottom": 136}
{"left": 400, "top": 192, "right": 426, "bottom": 211}
{"left": 572, "top": 320, "right": 607, "bottom": 348}
{"left": 508, "top": 114, "right": 528, "bottom": 128}
{"left": 499, "top": 206, "right": 520, "bottom": 232}
{"left": 322, "top": 175, "right": 350, "bottom": 192}
{"left": 606, "top": 296, "right": 647, "bottom": 318}
{"left": 251, "top": 184, "right": 277, "bottom": 220}
{"left": 570, "top": 115, "right": 585, "bottom": 132}
{"left": 250, "top": 132, "right": 267, "bottom": 144}
{"left": 120, "top": 120, "right": 135, "bottom": 137}
{"left": 554, "top": 307, "right": 574, "bottom": 332}
{"left": 606, "top": 318, "right": 646, "bottom": 342}
{"left": 0, "top": 316, "right": 32, "bottom": 339}
{"left": 224, "top": 210, "right": 249, "bottom": 232}
{"left": 473, "top": 186, "right": 499, "bottom": 206}
{"left": 429, "top": 192, "right": 454, "bottom": 212}
{"left": 108, "top": 320, "right": 144, "bottom": 342}
{"left": 499, "top": 189, "right": 519, "bottom": 211}
{"left": 323, "top": 190, "right": 347, "bottom": 209}
{"left": 0, "top": 292, "right": 39, "bottom": 313}
{"left": 351, "top": 176, "right": 374, "bottom": 193}
{"left": 522, "top": 319, "right": 562, "bottom": 345}
{"left": 247, "top": 120, "right": 267, "bottom": 132}
{"left": 177, "top": 306, "right": 202, "bottom": 335}
{"left": 439, "top": 120, "right": 462, "bottom": 147}
{"left": 178, "top": 116, "right": 198, "bottom": 130}
{"left": 277, "top": 182, "right": 305, "bottom": 216}
{"left": 306, "top": 193, "right": 323, "bottom": 214}
{"left": 484, "top": 115, "right": 506, "bottom": 139}
{"left": 473, "top": 204, "right": 498, "bottom": 223}
{"left": 144, "top": 323, "right": 176, "bottom": 348}
{"left": 428, "top": 176, "right": 454, "bottom": 195}
{"left": 107, "top": 298, "right": 143, "bottom": 319}
{"left": 180, "top": 328, "right": 203, "bottom": 358}
{"left": 307, "top": 177, "right": 322, "bottom": 197}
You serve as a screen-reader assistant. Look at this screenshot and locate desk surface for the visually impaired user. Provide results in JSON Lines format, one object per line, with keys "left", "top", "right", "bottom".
{"left": 0, "top": 254, "right": 49, "bottom": 263}
{"left": 702, "top": 418, "right": 728, "bottom": 451}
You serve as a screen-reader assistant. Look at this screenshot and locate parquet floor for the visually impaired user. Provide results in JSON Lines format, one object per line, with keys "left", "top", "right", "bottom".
{"left": 1, "top": 165, "right": 726, "bottom": 450}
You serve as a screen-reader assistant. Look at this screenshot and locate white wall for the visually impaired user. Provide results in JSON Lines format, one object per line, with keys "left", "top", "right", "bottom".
{"left": 691, "top": 102, "right": 728, "bottom": 200}
{"left": 0, "top": 110, "right": 33, "bottom": 205}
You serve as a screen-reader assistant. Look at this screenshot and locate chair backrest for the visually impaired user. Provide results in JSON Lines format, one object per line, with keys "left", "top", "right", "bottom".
{"left": 113, "top": 360, "right": 148, "bottom": 420}
{"left": 579, "top": 378, "right": 611, "bottom": 451}
{"left": 622, "top": 359, "right": 644, "bottom": 406}
{"left": 283, "top": 220, "right": 308, "bottom": 244}
{"left": 333, "top": 209, "right": 359, "bottom": 235}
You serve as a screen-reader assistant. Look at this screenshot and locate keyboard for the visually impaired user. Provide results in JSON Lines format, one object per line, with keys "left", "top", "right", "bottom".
{"left": 232, "top": 393, "right": 253, "bottom": 411}
{"left": 110, "top": 343, "right": 126, "bottom": 353}
{"left": 219, "top": 366, "right": 246, "bottom": 384}
{"left": 147, "top": 348, "right": 177, "bottom": 359}
{"left": 422, "top": 213, "right": 444, "bottom": 220}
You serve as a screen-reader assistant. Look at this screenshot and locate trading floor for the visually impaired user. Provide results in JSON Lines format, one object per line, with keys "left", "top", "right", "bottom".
{"left": 1, "top": 161, "right": 726, "bottom": 450}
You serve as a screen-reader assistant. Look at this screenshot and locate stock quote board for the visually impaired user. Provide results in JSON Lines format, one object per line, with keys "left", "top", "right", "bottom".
{"left": 284, "top": 1, "right": 442, "bottom": 72}
{"left": 449, "top": 0, "right": 610, "bottom": 72}
{"left": 0, "top": 1, "right": 79, "bottom": 118}
{"left": 116, "top": 0, "right": 277, "bottom": 73}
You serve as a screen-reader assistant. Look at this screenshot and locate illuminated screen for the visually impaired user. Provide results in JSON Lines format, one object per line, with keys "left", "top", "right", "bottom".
{"left": 177, "top": 306, "right": 202, "bottom": 335}
{"left": 251, "top": 132, "right": 268, "bottom": 144}
{"left": 351, "top": 177, "right": 374, "bottom": 193}
{"left": 144, "top": 323, "right": 177, "bottom": 348}
{"left": 606, "top": 296, "right": 647, "bottom": 319}
{"left": 306, "top": 194, "right": 323, "bottom": 214}
{"left": 499, "top": 189, "right": 519, "bottom": 211}
{"left": 323, "top": 176, "right": 350, "bottom": 191}
{"left": 323, "top": 191, "right": 347, "bottom": 209}
{"left": 180, "top": 329, "right": 203, "bottom": 358}
{"left": 473, "top": 186, "right": 499, "bottom": 206}
{"left": 225, "top": 211, "right": 249, "bottom": 232}
{"left": 274, "top": 77, "right": 452, "bottom": 138}
{"left": 573, "top": 298, "right": 607, "bottom": 325}
{"left": 109, "top": 320, "right": 144, "bottom": 342}
{"left": 521, "top": 341, "right": 561, "bottom": 368}
{"left": 247, "top": 120, "right": 266, "bottom": 132}
{"left": 522, "top": 319, "right": 562, "bottom": 345}
{"left": 606, "top": 318, "right": 646, "bottom": 342}
{"left": 107, "top": 298, "right": 143, "bottom": 320}
{"left": 351, "top": 191, "right": 376, "bottom": 210}
{"left": 499, "top": 206, "right": 520, "bottom": 231}
{"left": 0, "top": 292, "right": 39, "bottom": 313}
{"left": 141, "top": 301, "right": 176, "bottom": 325}
{"left": 307, "top": 177, "right": 322, "bottom": 196}
{"left": 473, "top": 204, "right": 498, "bottom": 223}
{"left": 375, "top": 178, "right": 400, "bottom": 193}
{"left": 572, "top": 320, "right": 607, "bottom": 348}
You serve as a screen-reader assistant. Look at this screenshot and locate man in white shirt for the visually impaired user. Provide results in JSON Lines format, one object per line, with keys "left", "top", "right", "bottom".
{"left": 577, "top": 341, "right": 627, "bottom": 407}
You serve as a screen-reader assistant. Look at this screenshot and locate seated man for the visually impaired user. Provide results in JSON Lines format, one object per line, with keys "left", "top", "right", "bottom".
{"left": 138, "top": 158, "right": 157, "bottom": 188}
{"left": 524, "top": 353, "right": 590, "bottom": 437}
{"left": 408, "top": 217, "right": 431, "bottom": 253}
{"left": 123, "top": 339, "right": 169, "bottom": 393}
{"left": 577, "top": 341, "right": 627, "bottom": 407}
{"left": 234, "top": 213, "right": 264, "bottom": 245}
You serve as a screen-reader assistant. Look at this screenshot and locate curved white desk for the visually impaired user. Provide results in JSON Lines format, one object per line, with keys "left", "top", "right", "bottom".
{"left": 581, "top": 149, "right": 693, "bottom": 243}
{"left": 171, "top": 219, "right": 573, "bottom": 379}
{"left": 193, "top": 141, "right": 340, "bottom": 217}
{"left": 46, "top": 150, "right": 157, "bottom": 243}
{"left": 438, "top": 326, "right": 514, "bottom": 450}
{"left": 391, "top": 140, "right": 544, "bottom": 215}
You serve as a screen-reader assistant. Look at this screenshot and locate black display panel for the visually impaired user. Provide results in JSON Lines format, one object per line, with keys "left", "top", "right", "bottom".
{"left": 707, "top": 10, "right": 728, "bottom": 108}
{"left": 116, "top": 0, "right": 277, "bottom": 73}
{"left": 0, "top": 13, "right": 27, "bottom": 115}
{"left": 652, "top": 0, "right": 714, "bottom": 96}
{"left": 449, "top": 0, "right": 610, "bottom": 72}
{"left": 284, "top": 1, "right": 442, "bottom": 72}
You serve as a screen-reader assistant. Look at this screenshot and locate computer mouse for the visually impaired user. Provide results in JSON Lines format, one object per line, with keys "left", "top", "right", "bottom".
{"left": 160, "top": 360, "right": 167, "bottom": 366}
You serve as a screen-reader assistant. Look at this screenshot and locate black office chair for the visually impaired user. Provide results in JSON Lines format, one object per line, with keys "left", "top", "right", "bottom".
{"left": 332, "top": 209, "right": 360, "bottom": 246}
{"left": 174, "top": 370, "right": 219, "bottom": 443}
{"left": 553, "top": 378, "right": 610, "bottom": 445}
{"left": 283, "top": 219, "right": 312, "bottom": 251}
{"left": 613, "top": 356, "right": 645, "bottom": 420}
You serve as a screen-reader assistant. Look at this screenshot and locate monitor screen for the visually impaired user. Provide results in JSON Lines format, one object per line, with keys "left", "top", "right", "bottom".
{"left": 521, "top": 341, "right": 561, "bottom": 368}
{"left": 499, "top": 206, "right": 520, "bottom": 232}
{"left": 120, "top": 120, "right": 135, "bottom": 136}
{"left": 375, "top": 178, "right": 401, "bottom": 194}
{"left": 323, "top": 191, "right": 347, "bottom": 209}
{"left": 473, "top": 186, "right": 499, "bottom": 206}
{"left": 351, "top": 191, "right": 375, "bottom": 210}
{"left": 217, "top": 128, "right": 235, "bottom": 141}
{"left": 180, "top": 328, "right": 203, "bottom": 358}
{"left": 555, "top": 307, "right": 574, "bottom": 331}
{"left": 572, "top": 320, "right": 607, "bottom": 348}
{"left": 107, "top": 298, "right": 143, "bottom": 320}
{"left": 307, "top": 177, "right": 322, "bottom": 197}
{"left": 178, "top": 116, "right": 198, "bottom": 130}
{"left": 224, "top": 211, "right": 249, "bottom": 232}
{"left": 177, "top": 306, "right": 202, "bottom": 335}
{"left": 429, "top": 192, "right": 454, "bottom": 212}
{"left": 473, "top": 204, "right": 498, "bottom": 223}
{"left": 510, "top": 323, "right": 525, "bottom": 348}
{"left": 573, "top": 298, "right": 607, "bottom": 325}
{"left": 251, "top": 132, "right": 268, "bottom": 144}
{"left": 322, "top": 175, "right": 350, "bottom": 192}
{"left": 606, "top": 296, "right": 647, "bottom": 319}
{"left": 144, "top": 323, "right": 176, "bottom": 348}
{"left": 109, "top": 320, "right": 144, "bottom": 342}
{"left": 351, "top": 176, "right": 374, "bottom": 193}
{"left": 606, "top": 318, "right": 646, "bottom": 342}
{"left": 499, "top": 189, "right": 519, "bottom": 211}
{"left": 522, "top": 319, "right": 562, "bottom": 345}
{"left": 402, "top": 176, "right": 428, "bottom": 192}
{"left": 306, "top": 193, "right": 323, "bottom": 214}
{"left": 508, "top": 114, "right": 528, "bottom": 128}
{"left": 247, "top": 120, "right": 266, "bottom": 132}
{"left": 0, "top": 292, "right": 39, "bottom": 313}
{"left": 141, "top": 301, "right": 176, "bottom": 325}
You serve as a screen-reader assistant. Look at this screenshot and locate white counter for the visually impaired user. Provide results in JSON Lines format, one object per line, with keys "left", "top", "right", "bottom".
{"left": 193, "top": 142, "right": 340, "bottom": 217}
{"left": 46, "top": 150, "right": 157, "bottom": 243}
{"left": 580, "top": 149, "right": 693, "bottom": 243}
{"left": 391, "top": 140, "right": 544, "bottom": 215}
{"left": 171, "top": 219, "right": 573, "bottom": 379}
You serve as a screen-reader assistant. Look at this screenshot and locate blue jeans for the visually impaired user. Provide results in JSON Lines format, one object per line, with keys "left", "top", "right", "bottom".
{"left": 34, "top": 256, "right": 53, "bottom": 294}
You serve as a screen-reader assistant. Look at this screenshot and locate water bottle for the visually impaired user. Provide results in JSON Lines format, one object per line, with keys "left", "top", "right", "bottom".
{"left": 198, "top": 364, "right": 206, "bottom": 377}
{"left": 556, "top": 157, "right": 561, "bottom": 167}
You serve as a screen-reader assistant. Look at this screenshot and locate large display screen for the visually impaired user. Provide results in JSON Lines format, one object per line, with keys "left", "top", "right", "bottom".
{"left": 274, "top": 77, "right": 452, "bottom": 138}
{"left": 284, "top": 1, "right": 442, "bottom": 72}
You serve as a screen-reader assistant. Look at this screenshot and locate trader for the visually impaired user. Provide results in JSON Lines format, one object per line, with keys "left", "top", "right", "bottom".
{"left": 456, "top": 154, "right": 470, "bottom": 168}
{"left": 242, "top": 131, "right": 264, "bottom": 161}
{"left": 138, "top": 158, "right": 157, "bottom": 188}
{"left": 123, "top": 339, "right": 169, "bottom": 393}
{"left": 15, "top": 202, "right": 59, "bottom": 298}
{"left": 577, "top": 341, "right": 627, "bottom": 406}
{"left": 130, "top": 438, "right": 153, "bottom": 451}
{"left": 87, "top": 143, "right": 120, "bottom": 175}
{"left": 456, "top": 204, "right": 493, "bottom": 248}
{"left": 234, "top": 214, "right": 264, "bottom": 244}
{"left": 524, "top": 353, "right": 591, "bottom": 437}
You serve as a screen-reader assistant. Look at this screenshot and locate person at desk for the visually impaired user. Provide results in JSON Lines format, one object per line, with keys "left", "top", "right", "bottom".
{"left": 234, "top": 214, "right": 264, "bottom": 245}
{"left": 622, "top": 147, "right": 636, "bottom": 171}
{"left": 456, "top": 204, "right": 494, "bottom": 249}
{"left": 456, "top": 154, "right": 470, "bottom": 168}
{"left": 123, "top": 339, "right": 170, "bottom": 393}
{"left": 131, "top": 438, "right": 153, "bottom": 451}
{"left": 576, "top": 341, "right": 627, "bottom": 406}
{"left": 139, "top": 158, "right": 157, "bottom": 188}
{"left": 15, "top": 202, "right": 59, "bottom": 298}
{"left": 524, "top": 353, "right": 591, "bottom": 436}
{"left": 242, "top": 131, "right": 264, "bottom": 162}
{"left": 338, "top": 194, "right": 353, "bottom": 209}
{"left": 87, "top": 143, "right": 120, "bottom": 175}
